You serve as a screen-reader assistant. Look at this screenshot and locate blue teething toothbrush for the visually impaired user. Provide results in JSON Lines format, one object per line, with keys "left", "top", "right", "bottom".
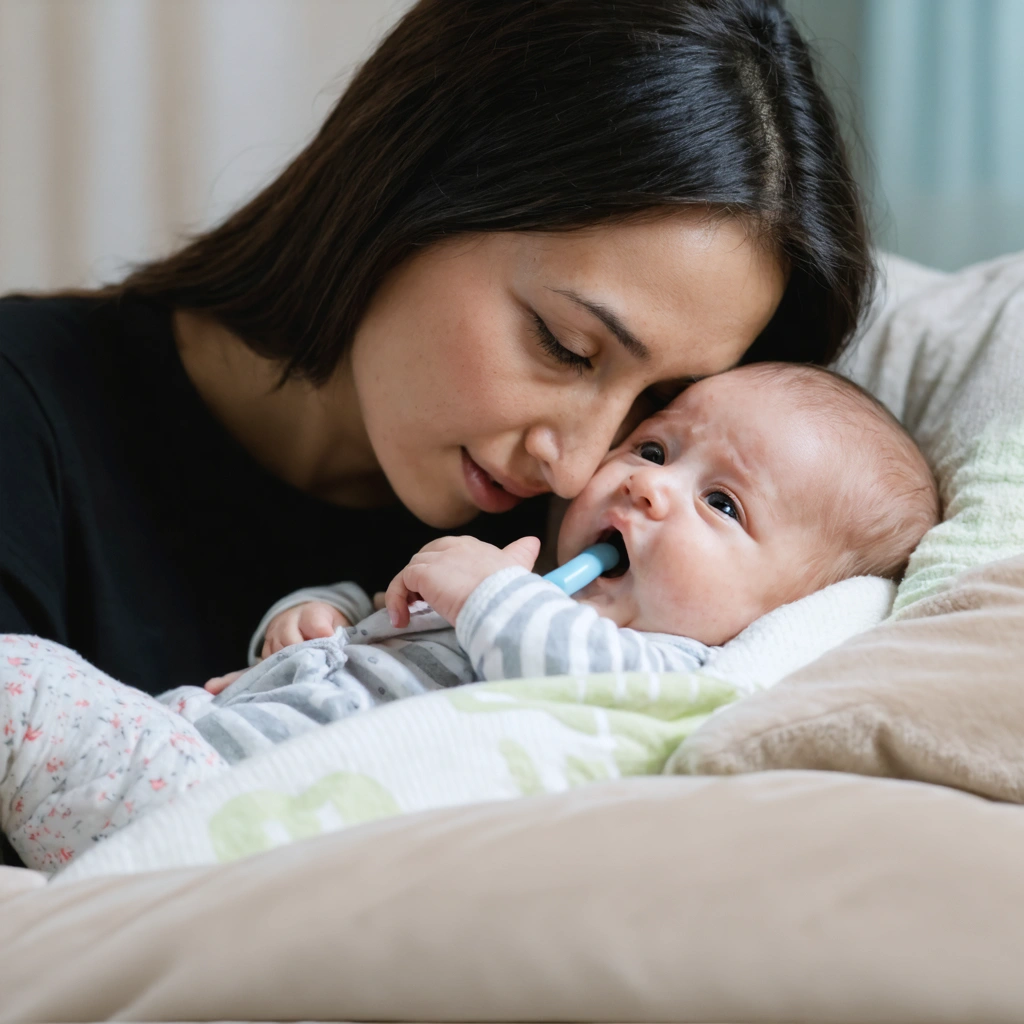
{"left": 543, "top": 542, "right": 619, "bottom": 595}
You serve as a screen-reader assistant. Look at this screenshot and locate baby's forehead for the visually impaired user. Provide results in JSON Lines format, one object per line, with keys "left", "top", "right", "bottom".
{"left": 650, "top": 366, "right": 876, "bottom": 436}
{"left": 641, "top": 371, "right": 794, "bottom": 438}
{"left": 645, "top": 372, "right": 849, "bottom": 494}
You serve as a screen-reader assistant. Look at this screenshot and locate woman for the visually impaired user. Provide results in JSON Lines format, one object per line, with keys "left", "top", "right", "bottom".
{"left": 0, "top": 0, "right": 872, "bottom": 695}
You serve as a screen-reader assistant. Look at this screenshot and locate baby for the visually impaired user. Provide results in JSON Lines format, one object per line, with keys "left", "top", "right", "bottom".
{"left": 0, "top": 362, "right": 939, "bottom": 871}
{"left": 180, "top": 360, "right": 939, "bottom": 763}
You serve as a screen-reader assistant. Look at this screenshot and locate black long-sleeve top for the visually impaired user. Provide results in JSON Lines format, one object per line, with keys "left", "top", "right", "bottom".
{"left": 0, "top": 294, "right": 547, "bottom": 694}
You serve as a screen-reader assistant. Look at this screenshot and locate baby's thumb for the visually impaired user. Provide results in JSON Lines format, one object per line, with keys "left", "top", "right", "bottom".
{"left": 502, "top": 536, "right": 542, "bottom": 570}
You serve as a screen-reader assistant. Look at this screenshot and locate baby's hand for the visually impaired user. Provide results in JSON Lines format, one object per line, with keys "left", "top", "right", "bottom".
{"left": 261, "top": 601, "right": 352, "bottom": 658}
{"left": 385, "top": 535, "right": 540, "bottom": 628}
{"left": 204, "top": 669, "right": 247, "bottom": 695}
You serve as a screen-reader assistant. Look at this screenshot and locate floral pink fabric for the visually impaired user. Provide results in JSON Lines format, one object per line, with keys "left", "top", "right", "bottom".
{"left": 1, "top": 635, "right": 227, "bottom": 873}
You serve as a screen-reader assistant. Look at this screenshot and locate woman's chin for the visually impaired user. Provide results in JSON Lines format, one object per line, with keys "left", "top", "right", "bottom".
{"left": 398, "top": 489, "right": 479, "bottom": 530}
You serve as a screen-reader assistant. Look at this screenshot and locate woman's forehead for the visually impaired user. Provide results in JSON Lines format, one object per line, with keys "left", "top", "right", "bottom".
{"left": 526, "top": 212, "right": 781, "bottom": 296}
{"left": 520, "top": 213, "right": 787, "bottom": 375}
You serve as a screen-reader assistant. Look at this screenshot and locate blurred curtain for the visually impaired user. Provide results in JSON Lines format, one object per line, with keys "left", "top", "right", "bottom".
{"left": 863, "top": 0, "right": 1024, "bottom": 269}
{"left": 4, "top": 0, "right": 1021, "bottom": 287}
{"left": 790, "top": 0, "right": 1024, "bottom": 271}
{"left": 0, "top": 0, "right": 413, "bottom": 292}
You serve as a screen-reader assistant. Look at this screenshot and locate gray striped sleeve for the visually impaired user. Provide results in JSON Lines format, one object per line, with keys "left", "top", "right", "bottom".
{"left": 458, "top": 570, "right": 711, "bottom": 680}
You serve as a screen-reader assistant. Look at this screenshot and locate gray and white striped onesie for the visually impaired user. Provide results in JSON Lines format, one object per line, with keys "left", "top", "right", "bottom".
{"left": 1, "top": 566, "right": 707, "bottom": 870}
{"left": 166, "top": 566, "right": 710, "bottom": 763}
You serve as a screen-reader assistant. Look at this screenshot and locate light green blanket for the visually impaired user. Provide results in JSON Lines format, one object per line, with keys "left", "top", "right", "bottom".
{"left": 57, "top": 670, "right": 735, "bottom": 882}
{"left": 894, "top": 418, "right": 1024, "bottom": 615}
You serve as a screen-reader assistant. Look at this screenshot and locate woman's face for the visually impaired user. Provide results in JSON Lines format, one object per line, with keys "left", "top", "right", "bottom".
{"left": 349, "top": 210, "right": 787, "bottom": 528}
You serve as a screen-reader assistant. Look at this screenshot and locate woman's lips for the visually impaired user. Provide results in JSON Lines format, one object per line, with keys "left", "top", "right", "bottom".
{"left": 461, "top": 449, "right": 527, "bottom": 514}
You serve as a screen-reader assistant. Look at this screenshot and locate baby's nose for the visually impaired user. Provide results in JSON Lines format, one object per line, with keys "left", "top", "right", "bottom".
{"left": 626, "top": 470, "right": 671, "bottom": 520}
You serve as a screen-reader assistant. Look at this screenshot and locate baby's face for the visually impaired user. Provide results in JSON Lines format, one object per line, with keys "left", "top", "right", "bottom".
{"left": 556, "top": 368, "right": 840, "bottom": 645}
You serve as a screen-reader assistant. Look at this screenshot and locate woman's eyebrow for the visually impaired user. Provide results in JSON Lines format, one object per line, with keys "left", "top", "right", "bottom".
{"left": 550, "top": 288, "right": 650, "bottom": 360}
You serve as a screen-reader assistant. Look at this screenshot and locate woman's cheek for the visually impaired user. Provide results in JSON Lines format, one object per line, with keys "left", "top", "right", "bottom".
{"left": 447, "top": 331, "right": 527, "bottom": 424}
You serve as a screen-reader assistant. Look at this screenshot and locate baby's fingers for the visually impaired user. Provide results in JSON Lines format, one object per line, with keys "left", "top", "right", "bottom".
{"left": 298, "top": 603, "right": 349, "bottom": 640}
{"left": 384, "top": 569, "right": 420, "bottom": 629}
{"left": 261, "top": 634, "right": 287, "bottom": 658}
{"left": 262, "top": 618, "right": 306, "bottom": 658}
{"left": 205, "top": 669, "right": 246, "bottom": 695}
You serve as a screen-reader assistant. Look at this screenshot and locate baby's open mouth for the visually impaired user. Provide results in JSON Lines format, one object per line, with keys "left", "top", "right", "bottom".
{"left": 599, "top": 529, "right": 630, "bottom": 578}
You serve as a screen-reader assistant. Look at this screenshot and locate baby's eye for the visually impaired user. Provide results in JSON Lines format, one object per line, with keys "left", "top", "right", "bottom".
{"left": 637, "top": 441, "right": 665, "bottom": 465}
{"left": 706, "top": 491, "right": 739, "bottom": 520}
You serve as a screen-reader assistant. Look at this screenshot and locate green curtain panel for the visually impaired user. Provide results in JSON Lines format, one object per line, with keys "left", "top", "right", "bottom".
{"left": 789, "top": 0, "right": 1024, "bottom": 270}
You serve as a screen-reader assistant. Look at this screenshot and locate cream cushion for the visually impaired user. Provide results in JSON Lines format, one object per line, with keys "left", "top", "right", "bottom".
{"left": 0, "top": 864, "right": 44, "bottom": 901}
{"left": 673, "top": 552, "right": 1024, "bottom": 796}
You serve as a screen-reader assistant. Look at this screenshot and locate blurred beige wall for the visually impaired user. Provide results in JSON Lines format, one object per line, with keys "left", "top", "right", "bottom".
{"left": 0, "top": 0, "right": 415, "bottom": 292}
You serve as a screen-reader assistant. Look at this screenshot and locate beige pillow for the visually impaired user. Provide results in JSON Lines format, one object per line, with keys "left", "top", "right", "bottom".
{"left": 671, "top": 553, "right": 1024, "bottom": 799}
{"left": 4, "top": 768, "right": 1024, "bottom": 1023}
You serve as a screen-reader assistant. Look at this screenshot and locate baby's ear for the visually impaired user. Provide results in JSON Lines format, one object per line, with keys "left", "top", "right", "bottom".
{"left": 502, "top": 536, "right": 542, "bottom": 570}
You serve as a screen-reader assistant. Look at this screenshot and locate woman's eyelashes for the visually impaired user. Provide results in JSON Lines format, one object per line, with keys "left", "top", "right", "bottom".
{"left": 531, "top": 314, "right": 593, "bottom": 375}
{"left": 705, "top": 490, "right": 740, "bottom": 521}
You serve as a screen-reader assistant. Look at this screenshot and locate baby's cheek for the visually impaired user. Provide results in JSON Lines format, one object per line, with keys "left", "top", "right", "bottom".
{"left": 632, "top": 552, "right": 722, "bottom": 636}
{"left": 573, "top": 588, "right": 632, "bottom": 629}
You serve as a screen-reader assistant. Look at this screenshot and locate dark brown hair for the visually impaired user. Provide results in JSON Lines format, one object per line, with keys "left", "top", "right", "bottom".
{"left": 119, "top": 0, "right": 874, "bottom": 383}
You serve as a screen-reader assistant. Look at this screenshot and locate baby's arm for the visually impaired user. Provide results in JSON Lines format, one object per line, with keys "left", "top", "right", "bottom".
{"left": 206, "top": 601, "right": 351, "bottom": 695}
{"left": 457, "top": 569, "right": 709, "bottom": 679}
{"left": 384, "top": 535, "right": 542, "bottom": 628}
{"left": 384, "top": 536, "right": 708, "bottom": 679}
{"left": 205, "top": 582, "right": 373, "bottom": 695}
{"left": 206, "top": 582, "right": 374, "bottom": 694}
{"left": 247, "top": 581, "right": 374, "bottom": 665}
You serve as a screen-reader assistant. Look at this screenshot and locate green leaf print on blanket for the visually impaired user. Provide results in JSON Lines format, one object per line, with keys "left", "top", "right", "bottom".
{"left": 452, "top": 671, "right": 736, "bottom": 782}
{"left": 208, "top": 772, "right": 399, "bottom": 862}
{"left": 498, "top": 740, "right": 612, "bottom": 795}
{"left": 499, "top": 739, "right": 546, "bottom": 795}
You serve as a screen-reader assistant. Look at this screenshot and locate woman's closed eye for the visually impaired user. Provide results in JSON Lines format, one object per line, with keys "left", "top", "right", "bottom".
{"left": 531, "top": 314, "right": 593, "bottom": 375}
{"left": 705, "top": 490, "right": 740, "bottom": 521}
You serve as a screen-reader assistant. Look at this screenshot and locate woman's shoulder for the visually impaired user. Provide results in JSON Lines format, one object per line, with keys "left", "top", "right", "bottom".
{"left": 0, "top": 294, "right": 107, "bottom": 394}
{"left": 0, "top": 292, "right": 172, "bottom": 410}
{"left": 0, "top": 292, "right": 101, "bottom": 350}
{"left": 0, "top": 295, "right": 98, "bottom": 426}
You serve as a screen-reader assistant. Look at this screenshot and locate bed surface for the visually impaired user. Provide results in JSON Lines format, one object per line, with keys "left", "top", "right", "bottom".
{"left": 5, "top": 251, "right": 1024, "bottom": 1023}
{"left": 3, "top": 763, "right": 1024, "bottom": 1023}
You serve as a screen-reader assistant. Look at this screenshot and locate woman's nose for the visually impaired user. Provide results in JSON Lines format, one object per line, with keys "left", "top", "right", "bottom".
{"left": 524, "top": 413, "right": 623, "bottom": 499}
{"left": 624, "top": 467, "right": 670, "bottom": 520}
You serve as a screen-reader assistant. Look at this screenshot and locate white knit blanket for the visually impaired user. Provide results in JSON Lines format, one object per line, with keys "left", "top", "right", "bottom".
{"left": 56, "top": 575, "right": 893, "bottom": 883}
